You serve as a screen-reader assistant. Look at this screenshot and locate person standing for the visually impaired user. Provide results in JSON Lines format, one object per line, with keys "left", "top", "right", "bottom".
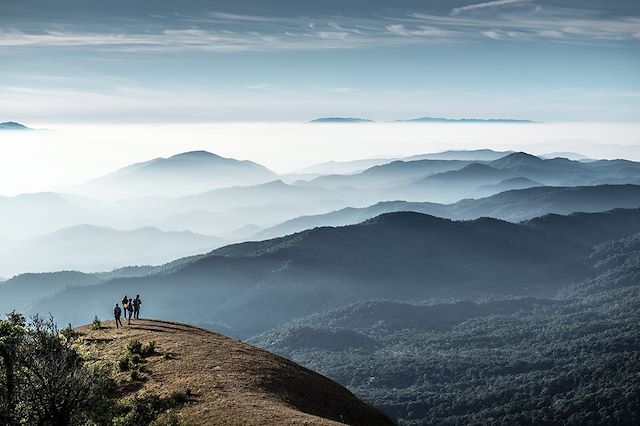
{"left": 122, "top": 295, "right": 129, "bottom": 320}
{"left": 133, "top": 295, "right": 142, "bottom": 320}
{"left": 114, "top": 303, "right": 123, "bottom": 329}
{"left": 127, "top": 301, "right": 134, "bottom": 325}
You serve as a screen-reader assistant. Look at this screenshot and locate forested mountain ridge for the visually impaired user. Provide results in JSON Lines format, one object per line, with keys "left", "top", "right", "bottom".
{"left": 253, "top": 232, "right": 640, "bottom": 425}
{"left": 14, "top": 208, "right": 640, "bottom": 338}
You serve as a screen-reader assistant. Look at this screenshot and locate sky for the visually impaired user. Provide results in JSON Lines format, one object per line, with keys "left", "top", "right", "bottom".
{"left": 1, "top": 0, "right": 640, "bottom": 123}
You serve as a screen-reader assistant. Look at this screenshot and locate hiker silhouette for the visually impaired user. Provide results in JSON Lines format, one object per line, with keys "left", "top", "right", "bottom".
{"left": 133, "top": 295, "right": 142, "bottom": 319}
{"left": 114, "top": 303, "right": 123, "bottom": 329}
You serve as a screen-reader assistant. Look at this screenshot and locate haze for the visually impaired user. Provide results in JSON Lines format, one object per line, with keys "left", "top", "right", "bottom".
{"left": 1, "top": 121, "right": 639, "bottom": 196}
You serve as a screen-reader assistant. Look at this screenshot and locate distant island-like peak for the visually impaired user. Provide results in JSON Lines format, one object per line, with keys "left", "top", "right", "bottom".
{"left": 309, "top": 117, "right": 375, "bottom": 123}
{"left": 0, "top": 121, "right": 32, "bottom": 130}
{"left": 398, "top": 117, "right": 537, "bottom": 123}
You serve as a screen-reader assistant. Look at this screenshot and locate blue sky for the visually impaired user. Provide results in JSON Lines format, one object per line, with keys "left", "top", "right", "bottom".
{"left": 1, "top": 0, "right": 639, "bottom": 122}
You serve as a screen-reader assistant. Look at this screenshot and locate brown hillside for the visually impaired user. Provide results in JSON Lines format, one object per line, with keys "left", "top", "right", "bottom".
{"left": 75, "top": 319, "right": 394, "bottom": 425}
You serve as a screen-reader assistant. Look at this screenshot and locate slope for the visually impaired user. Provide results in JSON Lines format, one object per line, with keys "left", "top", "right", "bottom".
{"left": 76, "top": 319, "right": 393, "bottom": 426}
{"left": 252, "top": 233, "right": 640, "bottom": 424}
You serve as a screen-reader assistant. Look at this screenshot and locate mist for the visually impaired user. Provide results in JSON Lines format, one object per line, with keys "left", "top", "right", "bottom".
{"left": 1, "top": 121, "right": 640, "bottom": 196}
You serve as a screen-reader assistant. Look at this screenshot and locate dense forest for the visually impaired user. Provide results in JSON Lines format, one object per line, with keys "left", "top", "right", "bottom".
{"left": 254, "top": 233, "right": 640, "bottom": 425}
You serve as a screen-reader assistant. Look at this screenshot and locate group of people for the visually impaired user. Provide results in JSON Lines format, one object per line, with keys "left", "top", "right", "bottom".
{"left": 113, "top": 294, "right": 142, "bottom": 328}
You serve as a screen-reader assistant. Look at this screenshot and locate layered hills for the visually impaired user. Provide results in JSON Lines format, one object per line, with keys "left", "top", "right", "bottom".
{"left": 255, "top": 184, "right": 640, "bottom": 240}
{"left": 11, "top": 208, "right": 640, "bottom": 338}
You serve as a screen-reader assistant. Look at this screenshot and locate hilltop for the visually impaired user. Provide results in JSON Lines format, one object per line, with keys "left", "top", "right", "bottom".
{"left": 76, "top": 319, "right": 393, "bottom": 425}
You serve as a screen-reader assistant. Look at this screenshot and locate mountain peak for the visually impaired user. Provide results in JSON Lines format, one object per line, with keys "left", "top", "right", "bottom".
{"left": 491, "top": 152, "right": 544, "bottom": 168}
{"left": 168, "top": 151, "right": 224, "bottom": 160}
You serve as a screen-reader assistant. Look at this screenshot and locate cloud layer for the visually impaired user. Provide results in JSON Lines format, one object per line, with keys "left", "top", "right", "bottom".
{"left": 1, "top": 2, "right": 639, "bottom": 52}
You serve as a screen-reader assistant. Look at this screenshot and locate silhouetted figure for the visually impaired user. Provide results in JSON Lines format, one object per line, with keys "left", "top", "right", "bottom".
{"left": 114, "top": 303, "right": 123, "bottom": 329}
{"left": 127, "top": 301, "right": 134, "bottom": 325}
{"left": 122, "top": 295, "right": 129, "bottom": 319}
{"left": 133, "top": 295, "right": 142, "bottom": 319}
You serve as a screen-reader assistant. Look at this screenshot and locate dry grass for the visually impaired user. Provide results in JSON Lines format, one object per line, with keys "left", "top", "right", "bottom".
{"left": 75, "top": 319, "right": 394, "bottom": 425}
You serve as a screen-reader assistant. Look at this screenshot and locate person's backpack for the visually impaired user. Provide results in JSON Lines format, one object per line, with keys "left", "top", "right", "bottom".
{"left": 115, "top": 307, "right": 121, "bottom": 316}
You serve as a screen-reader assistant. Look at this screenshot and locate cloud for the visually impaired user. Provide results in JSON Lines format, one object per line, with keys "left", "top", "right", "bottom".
{"left": 1, "top": 3, "right": 639, "bottom": 53}
{"left": 205, "top": 12, "right": 280, "bottom": 23}
{"left": 412, "top": 6, "right": 640, "bottom": 43}
{"left": 451, "top": 0, "right": 530, "bottom": 16}
{"left": 386, "top": 24, "right": 455, "bottom": 37}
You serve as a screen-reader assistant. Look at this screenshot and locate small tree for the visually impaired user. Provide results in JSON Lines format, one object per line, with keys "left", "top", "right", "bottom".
{"left": 0, "top": 312, "right": 26, "bottom": 426}
{"left": 19, "top": 315, "right": 110, "bottom": 425}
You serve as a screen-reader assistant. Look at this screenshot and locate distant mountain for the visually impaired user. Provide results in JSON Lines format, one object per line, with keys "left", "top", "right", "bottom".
{"left": 0, "top": 224, "right": 223, "bottom": 278}
{"left": 5, "top": 207, "right": 640, "bottom": 339}
{"left": 174, "top": 179, "right": 361, "bottom": 211}
{"left": 293, "top": 150, "right": 511, "bottom": 176}
{"left": 0, "top": 121, "right": 31, "bottom": 130}
{"left": 0, "top": 271, "right": 101, "bottom": 315}
{"left": 391, "top": 152, "right": 640, "bottom": 202}
{"left": 254, "top": 184, "right": 640, "bottom": 240}
{"left": 71, "top": 151, "right": 279, "bottom": 199}
{"left": 27, "top": 210, "right": 622, "bottom": 336}
{"left": 402, "top": 149, "right": 513, "bottom": 162}
{"left": 542, "top": 151, "right": 593, "bottom": 161}
{"left": 309, "top": 117, "right": 374, "bottom": 123}
{"left": 308, "top": 159, "right": 471, "bottom": 190}
{"left": 399, "top": 117, "right": 536, "bottom": 123}
{"left": 474, "top": 176, "right": 541, "bottom": 197}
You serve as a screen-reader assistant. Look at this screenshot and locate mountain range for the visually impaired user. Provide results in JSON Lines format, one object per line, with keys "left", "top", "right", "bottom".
{"left": 397, "top": 117, "right": 537, "bottom": 123}
{"left": 254, "top": 184, "right": 640, "bottom": 240}
{"left": 8, "top": 207, "right": 640, "bottom": 339}
{"left": 307, "top": 117, "right": 536, "bottom": 124}
{"left": 294, "top": 149, "right": 512, "bottom": 176}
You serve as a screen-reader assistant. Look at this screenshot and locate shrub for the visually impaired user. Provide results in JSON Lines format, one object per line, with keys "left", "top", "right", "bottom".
{"left": 118, "top": 356, "right": 130, "bottom": 372}
{"left": 127, "top": 339, "right": 143, "bottom": 355}
{"left": 128, "top": 353, "right": 142, "bottom": 365}
{"left": 60, "top": 323, "right": 79, "bottom": 341}
{"left": 111, "top": 394, "right": 192, "bottom": 426}
{"left": 91, "top": 316, "right": 102, "bottom": 330}
{"left": 150, "top": 410, "right": 191, "bottom": 426}
{"left": 163, "top": 351, "right": 174, "bottom": 360}
{"left": 130, "top": 368, "right": 141, "bottom": 381}
{"left": 142, "top": 341, "right": 156, "bottom": 357}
